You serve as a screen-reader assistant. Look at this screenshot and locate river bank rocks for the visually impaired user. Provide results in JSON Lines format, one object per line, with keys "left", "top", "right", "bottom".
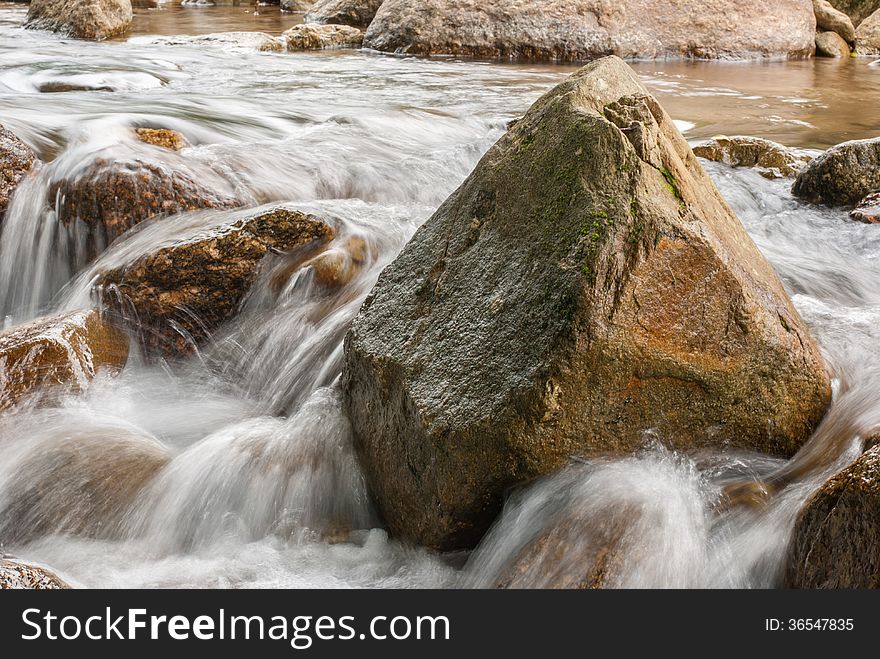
{"left": 814, "top": 0, "right": 856, "bottom": 44}
{"left": 786, "top": 445, "right": 880, "bottom": 588}
{"left": 816, "top": 30, "right": 853, "bottom": 56}
{"left": 25, "top": 0, "right": 133, "bottom": 41}
{"left": 282, "top": 0, "right": 316, "bottom": 11}
{"left": 850, "top": 191, "right": 880, "bottom": 222}
{"left": 51, "top": 153, "right": 241, "bottom": 262}
{"left": 283, "top": 24, "right": 364, "bottom": 50}
{"left": 0, "top": 125, "right": 36, "bottom": 223}
{"left": 304, "top": 0, "right": 384, "bottom": 28}
{"left": 792, "top": 137, "right": 880, "bottom": 206}
{"left": 693, "top": 136, "right": 813, "bottom": 179}
{"left": 363, "top": 0, "right": 816, "bottom": 62}
{"left": 855, "top": 8, "right": 880, "bottom": 52}
{"left": 97, "top": 207, "right": 335, "bottom": 358}
{"left": 0, "top": 557, "right": 70, "bottom": 589}
{"left": 342, "top": 56, "right": 832, "bottom": 550}
{"left": 829, "top": 0, "right": 880, "bottom": 24}
{"left": 0, "top": 310, "right": 129, "bottom": 411}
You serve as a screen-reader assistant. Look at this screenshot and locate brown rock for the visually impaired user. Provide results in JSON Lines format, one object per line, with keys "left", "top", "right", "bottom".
{"left": 284, "top": 23, "right": 364, "bottom": 50}
{"left": 792, "top": 137, "right": 880, "bottom": 206}
{"left": 51, "top": 154, "right": 241, "bottom": 262}
{"left": 304, "top": 0, "right": 384, "bottom": 28}
{"left": 786, "top": 445, "right": 880, "bottom": 588}
{"left": 0, "top": 309, "right": 130, "bottom": 411}
{"left": 850, "top": 191, "right": 880, "bottom": 222}
{"left": 828, "top": 0, "right": 880, "bottom": 25}
{"left": 814, "top": 0, "right": 857, "bottom": 43}
{"left": 0, "top": 558, "right": 70, "bottom": 589}
{"left": 855, "top": 7, "right": 880, "bottom": 53}
{"left": 364, "top": 0, "right": 817, "bottom": 61}
{"left": 343, "top": 56, "right": 831, "bottom": 550}
{"left": 1, "top": 125, "right": 36, "bottom": 223}
{"left": 134, "top": 128, "right": 189, "bottom": 151}
{"left": 693, "top": 135, "right": 812, "bottom": 179}
{"left": 816, "top": 30, "right": 853, "bottom": 56}
{"left": 282, "top": 0, "right": 316, "bottom": 11}
{"left": 97, "top": 207, "right": 335, "bottom": 358}
{"left": 25, "top": 0, "right": 133, "bottom": 41}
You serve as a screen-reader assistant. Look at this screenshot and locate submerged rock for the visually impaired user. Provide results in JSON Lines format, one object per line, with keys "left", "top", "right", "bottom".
{"left": 0, "top": 125, "right": 36, "bottom": 223}
{"left": 284, "top": 24, "right": 364, "bottom": 50}
{"left": 814, "top": 0, "right": 857, "bottom": 43}
{"left": 25, "top": 0, "right": 133, "bottom": 41}
{"left": 364, "top": 0, "right": 817, "bottom": 61}
{"left": 786, "top": 445, "right": 880, "bottom": 588}
{"left": 855, "top": 8, "right": 880, "bottom": 53}
{"left": 149, "top": 32, "right": 284, "bottom": 53}
{"left": 0, "top": 310, "right": 129, "bottom": 411}
{"left": 792, "top": 137, "right": 880, "bottom": 206}
{"left": 97, "top": 207, "right": 336, "bottom": 358}
{"left": 51, "top": 153, "right": 241, "bottom": 262}
{"left": 850, "top": 191, "right": 880, "bottom": 222}
{"left": 134, "top": 128, "right": 189, "bottom": 151}
{"left": 693, "top": 135, "right": 812, "bottom": 179}
{"left": 343, "top": 56, "right": 831, "bottom": 550}
{"left": 304, "top": 0, "right": 384, "bottom": 28}
{"left": 0, "top": 558, "right": 70, "bottom": 589}
{"left": 816, "top": 30, "right": 853, "bottom": 56}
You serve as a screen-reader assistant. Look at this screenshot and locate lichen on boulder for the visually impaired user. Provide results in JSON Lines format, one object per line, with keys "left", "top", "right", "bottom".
{"left": 97, "top": 207, "right": 336, "bottom": 358}
{"left": 342, "top": 56, "right": 831, "bottom": 551}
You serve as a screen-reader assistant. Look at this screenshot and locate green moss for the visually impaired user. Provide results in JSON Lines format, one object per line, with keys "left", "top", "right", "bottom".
{"left": 659, "top": 166, "right": 685, "bottom": 208}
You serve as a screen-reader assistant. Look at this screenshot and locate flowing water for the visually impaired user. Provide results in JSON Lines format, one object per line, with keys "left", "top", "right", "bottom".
{"left": 1, "top": 3, "right": 879, "bottom": 588}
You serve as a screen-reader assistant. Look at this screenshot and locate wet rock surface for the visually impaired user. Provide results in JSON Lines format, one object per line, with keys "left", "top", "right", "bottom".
{"left": 343, "top": 56, "right": 832, "bottom": 550}
{"left": 0, "top": 125, "right": 36, "bottom": 223}
{"left": 284, "top": 23, "right": 364, "bottom": 50}
{"left": 0, "top": 557, "right": 70, "bottom": 589}
{"left": 792, "top": 137, "right": 880, "bottom": 206}
{"left": 97, "top": 207, "right": 336, "bottom": 358}
{"left": 135, "top": 128, "right": 190, "bottom": 151}
{"left": 693, "top": 135, "right": 813, "bottom": 179}
{"left": 304, "top": 0, "right": 384, "bottom": 28}
{"left": 25, "top": 0, "right": 133, "bottom": 41}
{"left": 850, "top": 191, "right": 880, "bottom": 222}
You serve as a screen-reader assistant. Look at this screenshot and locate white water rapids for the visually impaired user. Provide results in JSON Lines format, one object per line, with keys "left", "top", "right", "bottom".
{"left": 1, "top": 4, "right": 879, "bottom": 588}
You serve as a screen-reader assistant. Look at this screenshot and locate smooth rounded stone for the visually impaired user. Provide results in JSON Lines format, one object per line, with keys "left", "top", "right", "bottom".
{"left": 0, "top": 430, "right": 170, "bottom": 544}
{"left": 855, "top": 8, "right": 880, "bottom": 53}
{"left": 0, "top": 124, "right": 36, "bottom": 222}
{"left": 0, "top": 558, "right": 70, "bottom": 589}
{"left": 343, "top": 56, "right": 832, "bottom": 550}
{"left": 850, "top": 191, "right": 880, "bottom": 222}
{"left": 364, "top": 0, "right": 817, "bottom": 61}
{"left": 25, "top": 0, "right": 133, "bottom": 41}
{"left": 814, "top": 0, "right": 857, "bottom": 43}
{"left": 282, "top": 0, "right": 315, "bottom": 11}
{"left": 51, "top": 153, "right": 241, "bottom": 262}
{"left": 786, "top": 445, "right": 880, "bottom": 588}
{"left": 97, "top": 207, "right": 336, "bottom": 358}
{"left": 792, "top": 137, "right": 880, "bottom": 206}
{"left": 284, "top": 23, "right": 364, "bottom": 50}
{"left": 134, "top": 128, "right": 189, "bottom": 151}
{"left": 0, "top": 309, "right": 130, "bottom": 411}
{"left": 816, "top": 30, "right": 854, "bottom": 56}
{"left": 304, "top": 0, "right": 384, "bottom": 28}
{"left": 828, "top": 0, "right": 880, "bottom": 24}
{"left": 693, "top": 135, "right": 813, "bottom": 179}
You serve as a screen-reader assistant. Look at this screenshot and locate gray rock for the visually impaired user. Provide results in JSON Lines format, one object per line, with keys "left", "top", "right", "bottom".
{"left": 364, "top": 0, "right": 817, "bottom": 62}
{"left": 304, "top": 0, "right": 384, "bottom": 28}
{"left": 786, "top": 445, "right": 880, "bottom": 588}
{"left": 792, "top": 137, "right": 880, "bottom": 206}
{"left": 25, "top": 0, "right": 133, "bottom": 41}
{"left": 343, "top": 56, "right": 831, "bottom": 550}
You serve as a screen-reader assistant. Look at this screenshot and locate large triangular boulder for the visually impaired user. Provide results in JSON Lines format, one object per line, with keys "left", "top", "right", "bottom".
{"left": 342, "top": 56, "right": 831, "bottom": 550}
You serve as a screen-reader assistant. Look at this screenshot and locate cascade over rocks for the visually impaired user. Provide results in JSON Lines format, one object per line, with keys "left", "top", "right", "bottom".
{"left": 304, "top": 0, "right": 384, "bottom": 28}
{"left": 97, "top": 207, "right": 336, "bottom": 358}
{"left": 25, "top": 0, "right": 133, "bottom": 41}
{"left": 364, "top": 0, "right": 817, "bottom": 62}
{"left": 0, "top": 309, "right": 130, "bottom": 411}
{"left": 786, "top": 445, "right": 880, "bottom": 588}
{"left": 850, "top": 191, "right": 880, "bottom": 222}
{"left": 342, "top": 56, "right": 832, "bottom": 551}
{"left": 0, "top": 125, "right": 36, "bottom": 223}
{"left": 792, "top": 137, "right": 880, "bottom": 206}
